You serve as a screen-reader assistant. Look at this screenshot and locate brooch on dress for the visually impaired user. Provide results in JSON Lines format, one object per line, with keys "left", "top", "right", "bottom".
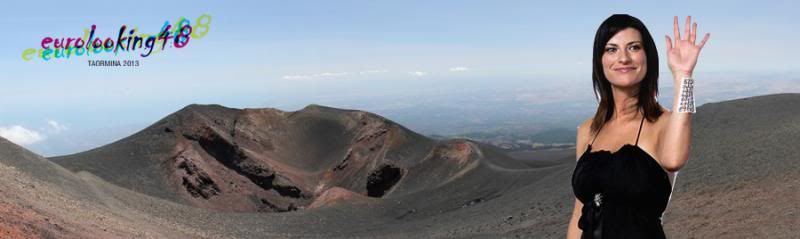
{"left": 593, "top": 193, "right": 603, "bottom": 207}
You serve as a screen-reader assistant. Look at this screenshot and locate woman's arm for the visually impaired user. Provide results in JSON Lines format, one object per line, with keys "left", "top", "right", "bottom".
{"left": 660, "top": 76, "right": 692, "bottom": 172}
{"left": 567, "top": 198, "right": 583, "bottom": 239}
{"left": 659, "top": 16, "right": 710, "bottom": 172}
{"left": 567, "top": 119, "right": 591, "bottom": 238}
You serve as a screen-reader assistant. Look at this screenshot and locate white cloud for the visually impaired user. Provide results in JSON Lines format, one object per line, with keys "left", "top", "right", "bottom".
{"left": 283, "top": 70, "right": 389, "bottom": 80}
{"left": 47, "top": 120, "right": 68, "bottom": 133}
{"left": 409, "top": 71, "right": 427, "bottom": 77}
{"left": 0, "top": 125, "right": 46, "bottom": 145}
{"left": 282, "top": 75, "right": 310, "bottom": 80}
{"left": 358, "top": 70, "right": 388, "bottom": 75}
{"left": 449, "top": 66, "right": 470, "bottom": 72}
{"left": 317, "top": 72, "right": 350, "bottom": 77}
{"left": 283, "top": 72, "right": 351, "bottom": 80}
{"left": 284, "top": 72, "right": 345, "bottom": 80}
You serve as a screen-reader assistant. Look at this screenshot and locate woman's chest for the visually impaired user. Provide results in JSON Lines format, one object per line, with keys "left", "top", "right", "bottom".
{"left": 573, "top": 150, "right": 672, "bottom": 204}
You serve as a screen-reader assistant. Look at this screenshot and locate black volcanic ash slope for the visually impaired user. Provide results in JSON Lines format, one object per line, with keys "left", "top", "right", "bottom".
{"left": 0, "top": 136, "right": 210, "bottom": 238}
{"left": 50, "top": 104, "right": 528, "bottom": 213}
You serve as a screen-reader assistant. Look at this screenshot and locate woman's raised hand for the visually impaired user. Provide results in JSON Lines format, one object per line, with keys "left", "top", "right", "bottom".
{"left": 665, "top": 15, "right": 710, "bottom": 78}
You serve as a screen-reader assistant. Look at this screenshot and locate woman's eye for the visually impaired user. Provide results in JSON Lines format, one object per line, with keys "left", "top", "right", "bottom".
{"left": 628, "top": 45, "right": 642, "bottom": 51}
{"left": 605, "top": 47, "right": 617, "bottom": 53}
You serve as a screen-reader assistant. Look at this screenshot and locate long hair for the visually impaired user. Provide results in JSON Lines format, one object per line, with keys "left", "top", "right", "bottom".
{"left": 590, "top": 14, "right": 664, "bottom": 134}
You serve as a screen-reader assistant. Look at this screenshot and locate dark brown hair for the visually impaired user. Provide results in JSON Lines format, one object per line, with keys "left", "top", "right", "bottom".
{"left": 590, "top": 14, "right": 664, "bottom": 134}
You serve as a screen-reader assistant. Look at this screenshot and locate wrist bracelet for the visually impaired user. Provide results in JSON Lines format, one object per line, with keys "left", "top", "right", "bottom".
{"left": 677, "top": 76, "right": 695, "bottom": 113}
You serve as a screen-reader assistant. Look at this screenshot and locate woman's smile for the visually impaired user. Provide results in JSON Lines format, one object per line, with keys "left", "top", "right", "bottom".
{"left": 614, "top": 66, "right": 637, "bottom": 73}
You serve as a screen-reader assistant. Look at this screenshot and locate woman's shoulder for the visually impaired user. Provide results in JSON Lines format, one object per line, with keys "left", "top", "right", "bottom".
{"left": 651, "top": 106, "right": 672, "bottom": 132}
{"left": 659, "top": 105, "right": 672, "bottom": 117}
{"left": 657, "top": 106, "right": 672, "bottom": 121}
{"left": 575, "top": 117, "right": 594, "bottom": 161}
{"left": 578, "top": 117, "right": 593, "bottom": 138}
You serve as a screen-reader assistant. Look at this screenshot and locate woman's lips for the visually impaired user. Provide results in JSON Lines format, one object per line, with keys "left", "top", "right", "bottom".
{"left": 614, "top": 67, "right": 636, "bottom": 73}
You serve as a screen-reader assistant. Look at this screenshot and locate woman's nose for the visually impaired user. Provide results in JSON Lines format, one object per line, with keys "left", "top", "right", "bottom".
{"left": 617, "top": 51, "right": 632, "bottom": 64}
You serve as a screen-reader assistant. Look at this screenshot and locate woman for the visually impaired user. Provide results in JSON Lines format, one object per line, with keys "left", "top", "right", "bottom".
{"left": 567, "top": 14, "right": 710, "bottom": 238}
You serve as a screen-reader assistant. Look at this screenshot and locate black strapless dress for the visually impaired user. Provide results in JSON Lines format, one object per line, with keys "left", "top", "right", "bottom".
{"left": 572, "top": 116, "right": 673, "bottom": 239}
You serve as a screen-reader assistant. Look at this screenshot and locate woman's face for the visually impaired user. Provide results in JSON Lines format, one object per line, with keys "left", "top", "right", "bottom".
{"left": 602, "top": 27, "right": 647, "bottom": 88}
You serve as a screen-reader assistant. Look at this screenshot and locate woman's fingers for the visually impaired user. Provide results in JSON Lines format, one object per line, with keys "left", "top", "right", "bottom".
{"left": 665, "top": 35, "right": 673, "bottom": 51}
{"left": 673, "top": 16, "right": 681, "bottom": 41}
{"left": 671, "top": 15, "right": 710, "bottom": 49}
{"left": 699, "top": 33, "right": 710, "bottom": 49}
{"left": 684, "top": 16, "right": 691, "bottom": 41}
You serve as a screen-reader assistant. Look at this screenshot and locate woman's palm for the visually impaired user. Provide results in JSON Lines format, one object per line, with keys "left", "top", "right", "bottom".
{"left": 665, "top": 16, "right": 710, "bottom": 77}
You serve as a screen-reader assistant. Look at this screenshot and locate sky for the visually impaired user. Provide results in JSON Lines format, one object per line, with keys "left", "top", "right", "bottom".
{"left": 0, "top": 1, "right": 798, "bottom": 155}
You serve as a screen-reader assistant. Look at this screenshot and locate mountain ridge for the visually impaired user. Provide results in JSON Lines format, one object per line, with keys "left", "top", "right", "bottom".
{"left": 50, "top": 103, "right": 527, "bottom": 213}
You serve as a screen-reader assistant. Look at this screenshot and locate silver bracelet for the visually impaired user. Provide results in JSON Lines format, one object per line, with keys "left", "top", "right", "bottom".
{"left": 677, "top": 76, "right": 696, "bottom": 113}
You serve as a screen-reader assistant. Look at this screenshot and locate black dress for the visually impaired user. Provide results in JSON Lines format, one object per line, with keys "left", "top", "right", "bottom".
{"left": 572, "top": 116, "right": 673, "bottom": 239}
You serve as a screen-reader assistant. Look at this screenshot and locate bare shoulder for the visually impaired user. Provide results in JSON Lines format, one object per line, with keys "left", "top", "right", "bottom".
{"left": 578, "top": 117, "right": 593, "bottom": 135}
{"left": 653, "top": 106, "right": 672, "bottom": 129}
{"left": 659, "top": 105, "right": 672, "bottom": 118}
{"left": 642, "top": 106, "right": 672, "bottom": 148}
{"left": 575, "top": 117, "right": 593, "bottom": 161}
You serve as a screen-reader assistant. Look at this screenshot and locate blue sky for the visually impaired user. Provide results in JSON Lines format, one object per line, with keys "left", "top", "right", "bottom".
{"left": 0, "top": 1, "right": 798, "bottom": 155}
